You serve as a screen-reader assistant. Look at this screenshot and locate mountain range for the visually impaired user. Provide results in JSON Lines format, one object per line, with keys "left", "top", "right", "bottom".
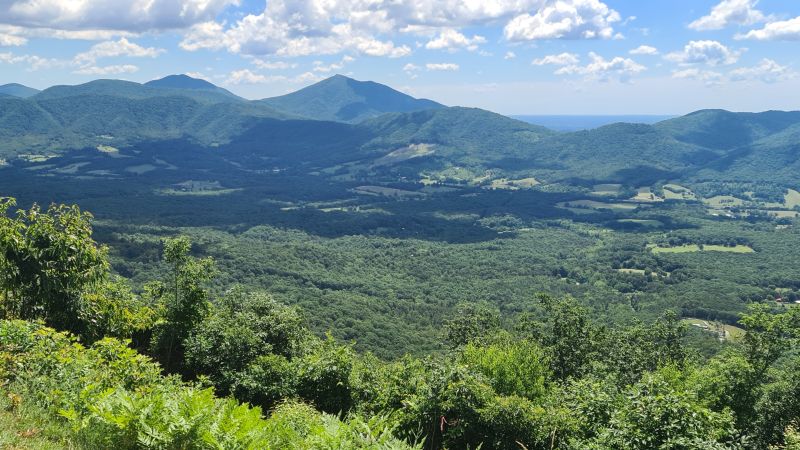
{"left": 0, "top": 74, "right": 799, "bottom": 190}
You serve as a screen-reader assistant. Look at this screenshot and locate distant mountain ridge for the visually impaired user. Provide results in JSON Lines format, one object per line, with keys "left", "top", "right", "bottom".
{"left": 1, "top": 74, "right": 800, "bottom": 188}
{"left": 260, "top": 74, "right": 444, "bottom": 123}
{"left": 145, "top": 74, "right": 242, "bottom": 100}
{"left": 0, "top": 83, "right": 40, "bottom": 98}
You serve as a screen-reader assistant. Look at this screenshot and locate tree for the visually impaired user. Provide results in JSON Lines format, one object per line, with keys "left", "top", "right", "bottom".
{"left": 0, "top": 199, "right": 108, "bottom": 333}
{"left": 443, "top": 302, "right": 500, "bottom": 348}
{"left": 518, "top": 295, "right": 600, "bottom": 380}
{"left": 150, "top": 236, "right": 215, "bottom": 373}
{"left": 184, "top": 287, "right": 307, "bottom": 401}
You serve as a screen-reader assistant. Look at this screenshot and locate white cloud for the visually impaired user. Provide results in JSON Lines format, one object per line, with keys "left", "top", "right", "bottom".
{"left": 555, "top": 52, "right": 645, "bottom": 82}
{"left": 426, "top": 62, "right": 459, "bottom": 71}
{"left": 532, "top": 52, "right": 579, "bottom": 66}
{"left": 180, "top": 0, "right": 619, "bottom": 59}
{"left": 425, "top": 28, "right": 486, "bottom": 51}
{"left": 665, "top": 40, "right": 740, "bottom": 66}
{"left": 0, "top": 24, "right": 134, "bottom": 40}
{"left": 225, "top": 69, "right": 323, "bottom": 85}
{"left": 226, "top": 69, "right": 271, "bottom": 84}
{"left": 252, "top": 59, "right": 297, "bottom": 70}
{"left": 0, "top": 0, "right": 239, "bottom": 32}
{"left": 312, "top": 55, "right": 355, "bottom": 73}
{"left": 504, "top": 51, "right": 516, "bottom": 60}
{"left": 74, "top": 38, "right": 164, "bottom": 65}
{"left": 689, "top": 0, "right": 766, "bottom": 31}
{"left": 403, "top": 62, "right": 421, "bottom": 78}
{"left": 736, "top": 16, "right": 800, "bottom": 41}
{"left": 0, "top": 51, "right": 64, "bottom": 70}
{"left": 74, "top": 64, "right": 139, "bottom": 75}
{"left": 504, "top": 0, "right": 620, "bottom": 41}
{"left": 0, "top": 32, "right": 26, "bottom": 46}
{"left": 672, "top": 68, "right": 724, "bottom": 86}
{"left": 629, "top": 45, "right": 658, "bottom": 55}
{"left": 729, "top": 58, "right": 795, "bottom": 83}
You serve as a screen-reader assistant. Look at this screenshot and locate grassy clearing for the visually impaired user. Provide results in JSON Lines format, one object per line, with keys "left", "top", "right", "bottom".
{"left": 373, "top": 143, "right": 434, "bottom": 167}
{"left": 663, "top": 184, "right": 697, "bottom": 200}
{"left": 631, "top": 187, "right": 663, "bottom": 203}
{"left": 682, "top": 318, "right": 745, "bottom": 341}
{"left": 557, "top": 200, "right": 639, "bottom": 212}
{"left": 649, "top": 244, "right": 754, "bottom": 254}
{"left": 352, "top": 186, "right": 425, "bottom": 198}
{"left": 703, "top": 195, "right": 746, "bottom": 208}
{"left": 52, "top": 162, "right": 90, "bottom": 175}
{"left": 0, "top": 390, "right": 71, "bottom": 449}
{"left": 487, "top": 177, "right": 540, "bottom": 190}
{"left": 766, "top": 210, "right": 799, "bottom": 219}
{"left": 617, "top": 219, "right": 663, "bottom": 227}
{"left": 784, "top": 189, "right": 800, "bottom": 209}
{"left": 125, "top": 164, "right": 157, "bottom": 175}
{"left": 590, "top": 183, "right": 622, "bottom": 196}
{"left": 615, "top": 268, "right": 647, "bottom": 275}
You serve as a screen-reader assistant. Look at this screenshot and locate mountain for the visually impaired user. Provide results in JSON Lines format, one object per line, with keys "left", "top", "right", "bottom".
{"left": 34, "top": 79, "right": 241, "bottom": 105}
{"left": 260, "top": 74, "right": 444, "bottom": 123}
{"left": 0, "top": 83, "right": 40, "bottom": 98}
{"left": 145, "top": 74, "right": 241, "bottom": 100}
{"left": 0, "top": 81, "right": 291, "bottom": 156}
{"left": 654, "top": 109, "right": 800, "bottom": 150}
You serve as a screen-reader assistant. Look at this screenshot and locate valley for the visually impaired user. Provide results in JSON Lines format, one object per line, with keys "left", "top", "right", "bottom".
{"left": 1, "top": 76, "right": 799, "bottom": 357}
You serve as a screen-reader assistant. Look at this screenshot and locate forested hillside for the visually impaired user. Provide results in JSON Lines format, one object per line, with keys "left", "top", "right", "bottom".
{"left": 2, "top": 75, "right": 800, "bottom": 448}
{"left": 2, "top": 199, "right": 800, "bottom": 449}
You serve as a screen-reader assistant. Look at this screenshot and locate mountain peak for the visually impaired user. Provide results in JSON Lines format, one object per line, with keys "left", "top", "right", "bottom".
{"left": 145, "top": 74, "right": 220, "bottom": 91}
{"left": 0, "top": 83, "right": 40, "bottom": 98}
{"left": 261, "top": 75, "right": 444, "bottom": 123}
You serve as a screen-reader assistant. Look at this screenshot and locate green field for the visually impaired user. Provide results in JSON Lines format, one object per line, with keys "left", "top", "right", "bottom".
{"left": 650, "top": 244, "right": 755, "bottom": 254}
{"left": 683, "top": 318, "right": 745, "bottom": 341}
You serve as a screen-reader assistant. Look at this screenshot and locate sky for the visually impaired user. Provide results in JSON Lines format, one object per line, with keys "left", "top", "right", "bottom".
{"left": 0, "top": 0, "right": 799, "bottom": 115}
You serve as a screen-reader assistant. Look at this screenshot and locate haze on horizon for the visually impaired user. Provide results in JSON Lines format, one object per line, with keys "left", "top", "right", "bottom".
{"left": 0, "top": 0, "right": 799, "bottom": 115}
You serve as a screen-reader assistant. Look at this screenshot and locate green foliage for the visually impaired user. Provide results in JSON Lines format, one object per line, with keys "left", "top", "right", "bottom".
{"left": 460, "top": 339, "right": 549, "bottom": 400}
{"left": 0, "top": 200, "right": 108, "bottom": 332}
{"left": 0, "top": 320, "right": 417, "bottom": 449}
{"left": 444, "top": 302, "right": 501, "bottom": 348}
{"left": 151, "top": 236, "right": 216, "bottom": 373}
{"left": 294, "top": 334, "right": 357, "bottom": 415}
{"left": 184, "top": 287, "right": 307, "bottom": 404}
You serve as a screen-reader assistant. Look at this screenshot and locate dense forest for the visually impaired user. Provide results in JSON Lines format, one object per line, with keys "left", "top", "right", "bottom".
{"left": 2, "top": 198, "right": 800, "bottom": 449}
{"left": 2, "top": 75, "right": 800, "bottom": 449}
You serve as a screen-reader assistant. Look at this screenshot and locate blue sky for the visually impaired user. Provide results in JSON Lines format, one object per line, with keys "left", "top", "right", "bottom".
{"left": 1, "top": 0, "right": 799, "bottom": 114}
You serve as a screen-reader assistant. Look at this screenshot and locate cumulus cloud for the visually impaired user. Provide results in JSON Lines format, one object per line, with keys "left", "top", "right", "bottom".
{"left": 665, "top": 40, "right": 741, "bottom": 66}
{"left": 0, "top": 0, "right": 239, "bottom": 32}
{"left": 426, "top": 62, "right": 459, "bottom": 71}
{"left": 689, "top": 0, "right": 766, "bottom": 31}
{"left": 0, "top": 51, "right": 63, "bottom": 70}
{"left": 180, "top": 0, "right": 619, "bottom": 59}
{"left": 225, "top": 68, "right": 322, "bottom": 85}
{"left": 504, "top": 51, "right": 516, "bottom": 60}
{"left": 251, "top": 59, "right": 297, "bottom": 70}
{"left": 74, "top": 64, "right": 139, "bottom": 75}
{"left": 425, "top": 28, "right": 485, "bottom": 51}
{"left": 403, "top": 62, "right": 421, "bottom": 78}
{"left": 736, "top": 16, "right": 800, "bottom": 40}
{"left": 729, "top": 58, "right": 795, "bottom": 83}
{"left": 313, "top": 55, "right": 355, "bottom": 73}
{"left": 73, "top": 38, "right": 164, "bottom": 65}
{"left": 672, "top": 68, "right": 724, "bottom": 86}
{"left": 504, "top": 0, "right": 620, "bottom": 41}
{"left": 555, "top": 52, "right": 645, "bottom": 81}
{"left": 532, "top": 52, "right": 580, "bottom": 66}
{"left": 0, "top": 32, "right": 26, "bottom": 46}
{"left": 629, "top": 45, "right": 658, "bottom": 55}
